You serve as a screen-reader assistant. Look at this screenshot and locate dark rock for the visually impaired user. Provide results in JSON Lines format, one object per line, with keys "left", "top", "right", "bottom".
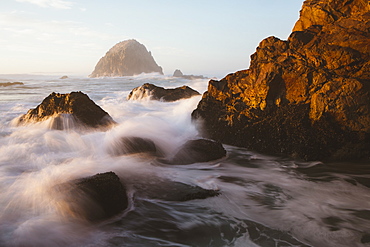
{"left": 58, "top": 172, "right": 128, "bottom": 222}
{"left": 16, "top": 91, "right": 116, "bottom": 130}
{"left": 89, "top": 39, "right": 163, "bottom": 77}
{"left": 127, "top": 83, "right": 200, "bottom": 102}
{"left": 132, "top": 179, "right": 219, "bottom": 201}
{"left": 108, "top": 136, "right": 161, "bottom": 156}
{"left": 192, "top": 0, "right": 370, "bottom": 161}
{"left": 59, "top": 76, "right": 68, "bottom": 79}
{"left": 0, "top": 82, "right": 24, "bottom": 87}
{"left": 173, "top": 69, "right": 207, "bottom": 80}
{"left": 164, "top": 139, "right": 227, "bottom": 165}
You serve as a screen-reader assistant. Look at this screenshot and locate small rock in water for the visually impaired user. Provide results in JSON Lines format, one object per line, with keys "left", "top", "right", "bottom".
{"left": 163, "top": 139, "right": 227, "bottom": 165}
{"left": 57, "top": 172, "right": 128, "bottom": 222}
{"left": 127, "top": 83, "right": 200, "bottom": 102}
{"left": 16, "top": 91, "right": 116, "bottom": 130}
{"left": 59, "top": 76, "right": 68, "bottom": 79}
{"left": 108, "top": 136, "right": 161, "bottom": 156}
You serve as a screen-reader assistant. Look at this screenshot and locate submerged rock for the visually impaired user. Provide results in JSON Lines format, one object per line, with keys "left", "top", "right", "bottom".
{"left": 162, "top": 139, "right": 227, "bottom": 165}
{"left": 89, "top": 39, "right": 163, "bottom": 77}
{"left": 16, "top": 91, "right": 115, "bottom": 130}
{"left": 59, "top": 76, "right": 68, "bottom": 79}
{"left": 192, "top": 0, "right": 370, "bottom": 161}
{"left": 59, "top": 172, "right": 128, "bottom": 222}
{"left": 0, "top": 82, "right": 24, "bottom": 87}
{"left": 108, "top": 136, "right": 161, "bottom": 156}
{"left": 127, "top": 83, "right": 200, "bottom": 102}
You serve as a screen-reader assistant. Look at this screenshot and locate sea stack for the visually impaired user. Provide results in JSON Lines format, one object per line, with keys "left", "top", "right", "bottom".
{"left": 89, "top": 39, "right": 163, "bottom": 77}
{"left": 192, "top": 0, "right": 370, "bottom": 161}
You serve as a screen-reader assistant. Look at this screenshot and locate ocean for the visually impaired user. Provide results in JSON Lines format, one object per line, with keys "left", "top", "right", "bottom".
{"left": 0, "top": 74, "right": 369, "bottom": 247}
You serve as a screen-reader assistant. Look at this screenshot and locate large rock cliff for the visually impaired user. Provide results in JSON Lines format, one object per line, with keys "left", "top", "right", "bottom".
{"left": 192, "top": 0, "right": 370, "bottom": 161}
{"left": 89, "top": 39, "right": 163, "bottom": 77}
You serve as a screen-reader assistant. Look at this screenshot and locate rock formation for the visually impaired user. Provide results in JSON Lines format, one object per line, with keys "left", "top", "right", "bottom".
{"left": 162, "top": 139, "right": 227, "bottom": 165}
{"left": 16, "top": 91, "right": 115, "bottom": 130}
{"left": 58, "top": 172, "right": 128, "bottom": 222}
{"left": 192, "top": 0, "right": 370, "bottom": 161}
{"left": 107, "top": 136, "right": 161, "bottom": 156}
{"left": 89, "top": 39, "right": 163, "bottom": 77}
{"left": 173, "top": 69, "right": 206, "bottom": 80}
{"left": 0, "top": 82, "right": 24, "bottom": 87}
{"left": 127, "top": 83, "right": 200, "bottom": 102}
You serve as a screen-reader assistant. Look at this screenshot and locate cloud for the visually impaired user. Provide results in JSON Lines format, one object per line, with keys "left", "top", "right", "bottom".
{"left": 15, "top": 0, "right": 74, "bottom": 9}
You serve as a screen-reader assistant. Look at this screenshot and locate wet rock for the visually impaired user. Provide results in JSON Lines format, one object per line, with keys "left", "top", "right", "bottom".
{"left": 108, "top": 136, "right": 161, "bottom": 156}
{"left": 89, "top": 39, "right": 163, "bottom": 77}
{"left": 164, "top": 139, "right": 227, "bottom": 165}
{"left": 127, "top": 83, "right": 200, "bottom": 102}
{"left": 59, "top": 172, "right": 128, "bottom": 222}
{"left": 192, "top": 0, "right": 370, "bottom": 161}
{"left": 0, "top": 82, "right": 24, "bottom": 87}
{"left": 59, "top": 76, "right": 68, "bottom": 79}
{"left": 16, "top": 91, "right": 116, "bottom": 130}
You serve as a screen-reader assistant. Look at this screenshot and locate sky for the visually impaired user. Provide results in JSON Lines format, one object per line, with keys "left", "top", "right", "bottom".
{"left": 0, "top": 0, "right": 304, "bottom": 77}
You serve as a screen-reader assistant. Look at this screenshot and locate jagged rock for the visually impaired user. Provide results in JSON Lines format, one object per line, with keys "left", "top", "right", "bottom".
{"left": 127, "top": 83, "right": 200, "bottom": 102}
{"left": 57, "top": 172, "right": 128, "bottom": 222}
{"left": 192, "top": 0, "right": 370, "bottom": 161}
{"left": 0, "top": 82, "right": 24, "bottom": 87}
{"left": 16, "top": 91, "right": 115, "bottom": 129}
{"left": 173, "top": 69, "right": 207, "bottom": 80}
{"left": 89, "top": 39, "right": 163, "bottom": 77}
{"left": 108, "top": 136, "right": 161, "bottom": 156}
{"left": 161, "top": 139, "right": 227, "bottom": 165}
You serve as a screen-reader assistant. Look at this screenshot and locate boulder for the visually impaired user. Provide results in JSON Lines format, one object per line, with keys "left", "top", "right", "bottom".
{"left": 127, "top": 83, "right": 200, "bottom": 102}
{"left": 163, "top": 139, "right": 227, "bottom": 165}
{"left": 59, "top": 76, "right": 68, "bottom": 79}
{"left": 58, "top": 172, "right": 128, "bottom": 222}
{"left": 192, "top": 0, "right": 370, "bottom": 161}
{"left": 16, "top": 91, "right": 115, "bottom": 130}
{"left": 108, "top": 136, "right": 161, "bottom": 156}
{"left": 89, "top": 39, "right": 163, "bottom": 77}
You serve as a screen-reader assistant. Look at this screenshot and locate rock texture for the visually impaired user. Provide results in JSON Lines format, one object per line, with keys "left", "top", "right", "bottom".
{"left": 89, "top": 39, "right": 163, "bottom": 77}
{"left": 16, "top": 91, "right": 115, "bottom": 129}
{"left": 59, "top": 172, "right": 128, "bottom": 222}
{"left": 127, "top": 83, "right": 200, "bottom": 102}
{"left": 163, "top": 139, "right": 227, "bottom": 165}
{"left": 192, "top": 0, "right": 370, "bottom": 161}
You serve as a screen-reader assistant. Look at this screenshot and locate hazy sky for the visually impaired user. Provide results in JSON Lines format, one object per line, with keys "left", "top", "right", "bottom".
{"left": 0, "top": 0, "right": 304, "bottom": 77}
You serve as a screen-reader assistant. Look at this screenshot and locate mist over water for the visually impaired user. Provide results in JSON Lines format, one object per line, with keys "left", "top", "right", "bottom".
{"left": 0, "top": 74, "right": 369, "bottom": 247}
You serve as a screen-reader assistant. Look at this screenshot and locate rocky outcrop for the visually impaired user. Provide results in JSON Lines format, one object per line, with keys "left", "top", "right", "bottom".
{"left": 108, "top": 136, "right": 161, "bottom": 156}
{"left": 173, "top": 69, "right": 206, "bottom": 80}
{"left": 192, "top": 0, "right": 370, "bottom": 161}
{"left": 16, "top": 91, "right": 115, "bottom": 130}
{"left": 89, "top": 39, "right": 163, "bottom": 77}
{"left": 59, "top": 172, "right": 128, "bottom": 222}
{"left": 127, "top": 83, "right": 200, "bottom": 102}
{"left": 162, "top": 139, "right": 227, "bottom": 165}
{"left": 59, "top": 76, "right": 68, "bottom": 79}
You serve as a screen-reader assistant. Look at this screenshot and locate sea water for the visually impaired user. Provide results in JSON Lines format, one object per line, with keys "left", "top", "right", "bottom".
{"left": 0, "top": 74, "right": 369, "bottom": 247}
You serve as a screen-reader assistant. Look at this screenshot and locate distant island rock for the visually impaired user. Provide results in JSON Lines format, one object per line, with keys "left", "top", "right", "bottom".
{"left": 173, "top": 69, "right": 206, "bottom": 80}
{"left": 89, "top": 39, "right": 163, "bottom": 77}
{"left": 192, "top": 0, "right": 370, "bottom": 161}
{"left": 60, "top": 76, "right": 68, "bottom": 79}
{"left": 16, "top": 91, "right": 116, "bottom": 130}
{"left": 0, "top": 82, "right": 24, "bottom": 87}
{"left": 127, "top": 83, "right": 200, "bottom": 102}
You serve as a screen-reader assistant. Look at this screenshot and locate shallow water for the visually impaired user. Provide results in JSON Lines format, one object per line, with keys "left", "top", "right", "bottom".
{"left": 0, "top": 74, "right": 369, "bottom": 247}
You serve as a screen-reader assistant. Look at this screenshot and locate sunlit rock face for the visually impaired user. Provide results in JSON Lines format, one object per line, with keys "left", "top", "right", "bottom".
{"left": 192, "top": 0, "right": 370, "bottom": 161}
{"left": 89, "top": 39, "right": 163, "bottom": 77}
{"left": 16, "top": 91, "right": 115, "bottom": 130}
